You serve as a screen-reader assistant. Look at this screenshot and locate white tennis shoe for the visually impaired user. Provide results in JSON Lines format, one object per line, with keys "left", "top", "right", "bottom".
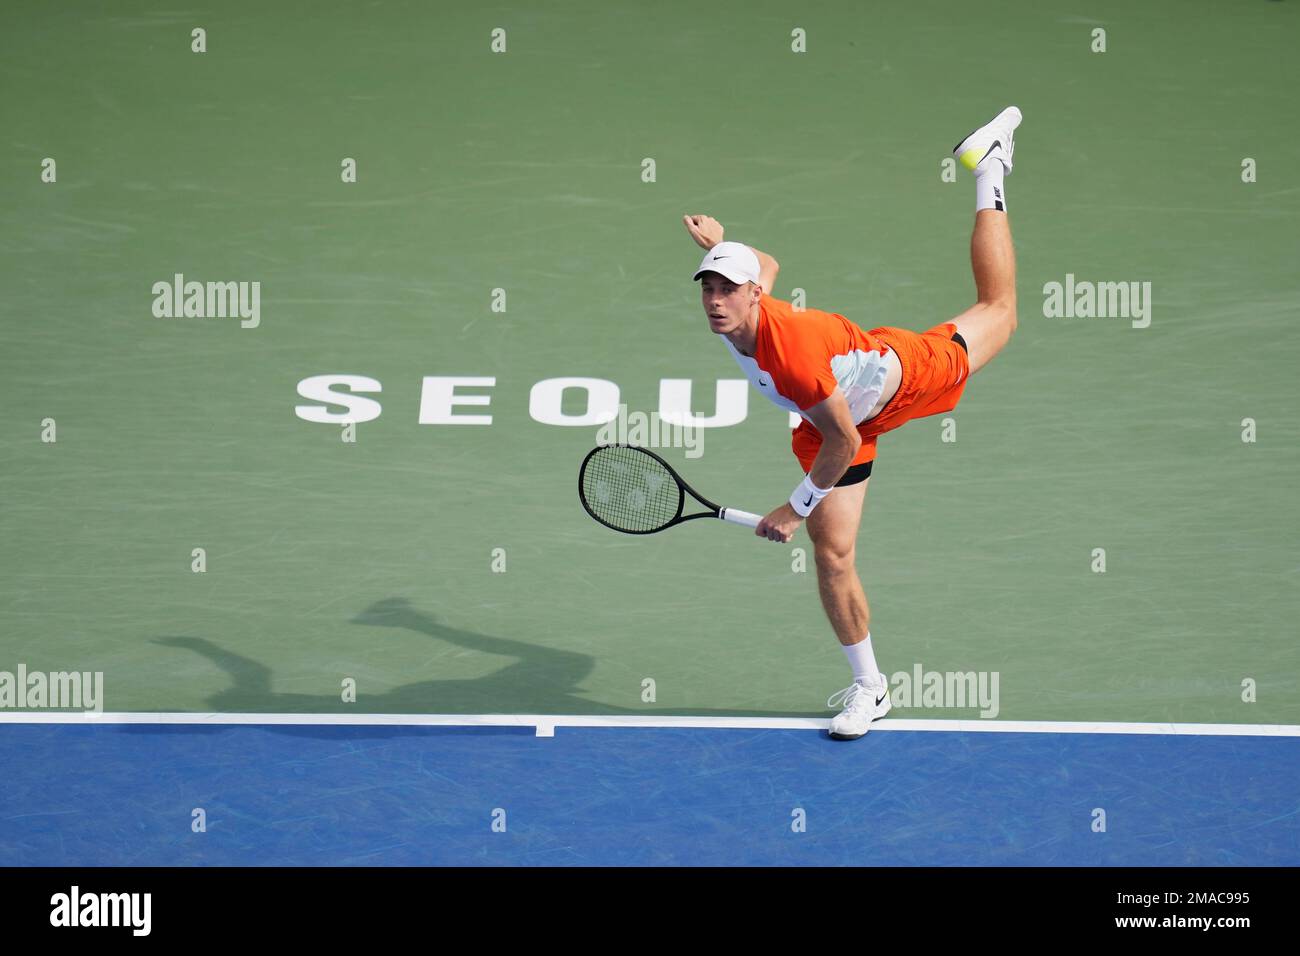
{"left": 827, "top": 674, "right": 892, "bottom": 740}
{"left": 953, "top": 106, "right": 1022, "bottom": 175}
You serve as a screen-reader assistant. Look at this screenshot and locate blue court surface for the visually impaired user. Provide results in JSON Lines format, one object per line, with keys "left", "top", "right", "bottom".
{"left": 1, "top": 722, "right": 1296, "bottom": 866}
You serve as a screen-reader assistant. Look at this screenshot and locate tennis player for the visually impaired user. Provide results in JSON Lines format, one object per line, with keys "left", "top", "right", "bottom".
{"left": 684, "top": 107, "right": 1022, "bottom": 739}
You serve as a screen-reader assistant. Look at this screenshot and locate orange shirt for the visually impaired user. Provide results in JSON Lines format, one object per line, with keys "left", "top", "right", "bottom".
{"left": 721, "top": 293, "right": 893, "bottom": 424}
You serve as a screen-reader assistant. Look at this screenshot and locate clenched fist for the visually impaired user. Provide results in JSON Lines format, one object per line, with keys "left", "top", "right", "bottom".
{"left": 755, "top": 502, "right": 803, "bottom": 543}
{"left": 683, "top": 214, "right": 725, "bottom": 250}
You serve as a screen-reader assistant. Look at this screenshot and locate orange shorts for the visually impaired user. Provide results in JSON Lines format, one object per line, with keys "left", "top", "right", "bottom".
{"left": 792, "top": 322, "right": 970, "bottom": 472}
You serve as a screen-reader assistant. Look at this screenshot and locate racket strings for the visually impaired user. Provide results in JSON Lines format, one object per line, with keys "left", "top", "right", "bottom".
{"left": 581, "top": 445, "right": 680, "bottom": 533}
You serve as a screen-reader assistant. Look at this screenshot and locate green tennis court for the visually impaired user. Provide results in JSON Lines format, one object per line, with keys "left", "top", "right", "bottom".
{"left": 1, "top": 0, "right": 1297, "bottom": 868}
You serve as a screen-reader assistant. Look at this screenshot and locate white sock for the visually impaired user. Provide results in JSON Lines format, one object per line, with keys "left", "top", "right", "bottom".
{"left": 975, "top": 159, "right": 1006, "bottom": 212}
{"left": 841, "top": 632, "right": 882, "bottom": 686}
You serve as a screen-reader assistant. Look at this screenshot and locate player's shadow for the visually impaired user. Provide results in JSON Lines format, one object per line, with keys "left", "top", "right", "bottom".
{"left": 151, "top": 596, "right": 831, "bottom": 726}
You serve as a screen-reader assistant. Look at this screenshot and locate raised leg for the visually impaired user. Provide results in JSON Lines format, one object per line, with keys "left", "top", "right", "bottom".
{"left": 950, "top": 209, "right": 1018, "bottom": 375}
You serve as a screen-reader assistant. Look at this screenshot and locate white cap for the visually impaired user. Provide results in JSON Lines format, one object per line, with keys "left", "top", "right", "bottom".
{"left": 692, "top": 241, "right": 761, "bottom": 285}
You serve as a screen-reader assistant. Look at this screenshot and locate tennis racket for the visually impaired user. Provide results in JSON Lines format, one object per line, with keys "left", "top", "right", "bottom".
{"left": 578, "top": 444, "right": 762, "bottom": 535}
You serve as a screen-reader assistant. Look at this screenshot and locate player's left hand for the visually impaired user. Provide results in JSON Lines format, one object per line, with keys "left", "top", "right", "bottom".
{"left": 683, "top": 214, "right": 725, "bottom": 250}
{"left": 756, "top": 502, "right": 803, "bottom": 543}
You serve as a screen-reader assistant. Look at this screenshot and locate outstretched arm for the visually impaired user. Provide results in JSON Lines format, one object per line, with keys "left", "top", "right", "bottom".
{"left": 682, "top": 214, "right": 780, "bottom": 293}
{"left": 753, "top": 247, "right": 780, "bottom": 295}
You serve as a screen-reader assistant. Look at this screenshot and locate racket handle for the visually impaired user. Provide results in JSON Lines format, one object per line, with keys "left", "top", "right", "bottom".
{"left": 719, "top": 507, "right": 762, "bottom": 528}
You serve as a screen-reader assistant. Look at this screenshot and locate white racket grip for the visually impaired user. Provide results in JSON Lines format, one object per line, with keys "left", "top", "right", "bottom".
{"left": 719, "top": 507, "right": 762, "bottom": 528}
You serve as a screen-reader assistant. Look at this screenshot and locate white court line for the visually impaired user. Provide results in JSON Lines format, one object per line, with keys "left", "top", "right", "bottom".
{"left": 0, "top": 712, "right": 1297, "bottom": 738}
